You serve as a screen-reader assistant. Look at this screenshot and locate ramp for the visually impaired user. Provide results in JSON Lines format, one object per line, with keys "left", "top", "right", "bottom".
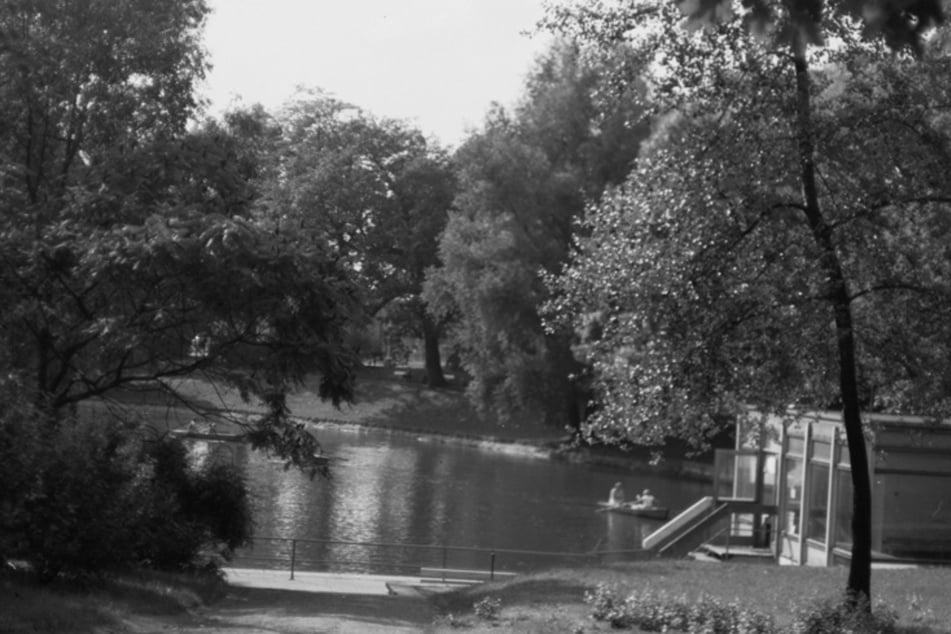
{"left": 642, "top": 496, "right": 716, "bottom": 551}
{"left": 643, "top": 497, "right": 778, "bottom": 559}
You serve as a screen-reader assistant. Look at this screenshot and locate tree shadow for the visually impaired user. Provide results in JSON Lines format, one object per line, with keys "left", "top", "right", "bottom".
{"left": 431, "top": 577, "right": 591, "bottom": 615}
{"left": 208, "top": 585, "right": 437, "bottom": 629}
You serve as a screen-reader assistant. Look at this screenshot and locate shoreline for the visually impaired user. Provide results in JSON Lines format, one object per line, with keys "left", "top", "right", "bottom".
{"left": 300, "top": 415, "right": 715, "bottom": 482}
{"left": 92, "top": 391, "right": 715, "bottom": 482}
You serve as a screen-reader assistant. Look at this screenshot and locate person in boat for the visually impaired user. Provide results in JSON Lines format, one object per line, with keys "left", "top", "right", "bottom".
{"left": 635, "top": 489, "right": 656, "bottom": 509}
{"left": 608, "top": 482, "right": 625, "bottom": 507}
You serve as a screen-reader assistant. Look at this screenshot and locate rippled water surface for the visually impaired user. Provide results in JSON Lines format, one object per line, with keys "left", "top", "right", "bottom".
{"left": 197, "top": 426, "right": 710, "bottom": 573}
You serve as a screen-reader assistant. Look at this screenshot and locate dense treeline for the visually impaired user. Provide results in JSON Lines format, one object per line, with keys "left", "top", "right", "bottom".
{"left": 425, "top": 41, "right": 649, "bottom": 431}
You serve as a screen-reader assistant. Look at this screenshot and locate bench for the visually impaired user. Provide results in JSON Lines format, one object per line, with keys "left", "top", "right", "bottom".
{"left": 419, "top": 567, "right": 517, "bottom": 585}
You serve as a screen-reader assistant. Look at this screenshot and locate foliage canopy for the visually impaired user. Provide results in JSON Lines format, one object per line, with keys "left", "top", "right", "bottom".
{"left": 0, "top": 1, "right": 361, "bottom": 474}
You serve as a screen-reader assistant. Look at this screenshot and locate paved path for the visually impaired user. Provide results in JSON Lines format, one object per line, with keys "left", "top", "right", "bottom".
{"left": 132, "top": 568, "right": 451, "bottom": 633}
{"left": 223, "top": 567, "right": 454, "bottom": 597}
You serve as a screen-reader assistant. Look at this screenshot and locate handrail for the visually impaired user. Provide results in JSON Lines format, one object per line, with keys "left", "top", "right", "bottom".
{"left": 232, "top": 535, "right": 647, "bottom": 579}
{"left": 642, "top": 496, "right": 715, "bottom": 550}
{"left": 657, "top": 503, "right": 732, "bottom": 557}
{"left": 245, "top": 535, "right": 610, "bottom": 559}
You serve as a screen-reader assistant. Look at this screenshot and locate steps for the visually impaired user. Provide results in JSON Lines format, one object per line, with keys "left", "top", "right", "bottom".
{"left": 689, "top": 543, "right": 775, "bottom": 563}
{"left": 644, "top": 497, "right": 778, "bottom": 561}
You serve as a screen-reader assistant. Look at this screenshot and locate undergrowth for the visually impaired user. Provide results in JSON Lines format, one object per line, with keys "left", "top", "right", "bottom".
{"left": 584, "top": 583, "right": 939, "bottom": 633}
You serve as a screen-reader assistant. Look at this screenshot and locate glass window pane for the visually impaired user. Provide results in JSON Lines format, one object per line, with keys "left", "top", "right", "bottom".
{"left": 807, "top": 463, "right": 830, "bottom": 543}
{"left": 879, "top": 473, "right": 951, "bottom": 561}
{"left": 811, "top": 440, "right": 831, "bottom": 461}
{"left": 762, "top": 454, "right": 778, "bottom": 505}
{"left": 788, "top": 436, "right": 805, "bottom": 455}
{"left": 834, "top": 469, "right": 853, "bottom": 550}
{"left": 786, "top": 457, "right": 803, "bottom": 535}
{"left": 734, "top": 454, "right": 758, "bottom": 500}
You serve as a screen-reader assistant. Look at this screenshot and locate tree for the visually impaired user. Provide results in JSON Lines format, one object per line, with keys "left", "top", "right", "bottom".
{"left": 545, "top": 0, "right": 951, "bottom": 605}
{"left": 426, "top": 41, "right": 648, "bottom": 430}
{"left": 542, "top": 0, "right": 943, "bottom": 53}
{"left": 265, "top": 92, "right": 456, "bottom": 385}
{"left": 0, "top": 0, "right": 358, "bottom": 473}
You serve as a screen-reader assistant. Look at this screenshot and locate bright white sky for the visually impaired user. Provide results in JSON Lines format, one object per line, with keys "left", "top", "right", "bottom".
{"left": 198, "top": 0, "right": 553, "bottom": 148}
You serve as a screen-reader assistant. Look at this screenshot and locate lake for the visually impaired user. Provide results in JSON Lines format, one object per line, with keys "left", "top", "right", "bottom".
{"left": 191, "top": 424, "right": 712, "bottom": 575}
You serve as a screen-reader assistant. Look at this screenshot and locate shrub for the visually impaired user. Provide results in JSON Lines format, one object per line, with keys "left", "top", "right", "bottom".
{"left": 585, "top": 585, "right": 775, "bottom": 633}
{"left": 187, "top": 460, "right": 253, "bottom": 553}
{"left": 585, "top": 583, "right": 627, "bottom": 625}
{"left": 622, "top": 588, "right": 688, "bottom": 631}
{"left": 1, "top": 403, "right": 253, "bottom": 581}
{"left": 17, "top": 415, "right": 151, "bottom": 580}
{"left": 474, "top": 596, "right": 502, "bottom": 620}
{"left": 790, "top": 594, "right": 899, "bottom": 634}
{"left": 0, "top": 383, "right": 43, "bottom": 559}
{"left": 134, "top": 437, "right": 253, "bottom": 571}
{"left": 687, "top": 594, "right": 774, "bottom": 633}
{"left": 584, "top": 584, "right": 919, "bottom": 634}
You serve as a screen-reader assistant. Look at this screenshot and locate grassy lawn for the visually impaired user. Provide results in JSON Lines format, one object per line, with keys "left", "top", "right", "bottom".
{"left": 5, "top": 550, "right": 950, "bottom": 632}
{"left": 431, "top": 560, "right": 951, "bottom": 632}
{"left": 168, "top": 366, "right": 563, "bottom": 443}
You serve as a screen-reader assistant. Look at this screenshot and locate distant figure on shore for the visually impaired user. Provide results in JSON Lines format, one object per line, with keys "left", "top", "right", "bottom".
{"left": 636, "top": 489, "right": 656, "bottom": 508}
{"left": 608, "top": 482, "right": 625, "bottom": 507}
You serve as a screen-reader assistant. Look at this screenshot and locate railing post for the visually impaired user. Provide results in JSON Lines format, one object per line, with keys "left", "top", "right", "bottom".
{"left": 441, "top": 546, "right": 447, "bottom": 582}
{"left": 490, "top": 551, "right": 496, "bottom": 581}
{"left": 290, "top": 539, "right": 297, "bottom": 580}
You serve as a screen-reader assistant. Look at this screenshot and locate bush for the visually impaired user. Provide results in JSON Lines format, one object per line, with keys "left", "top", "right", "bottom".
{"left": 0, "top": 403, "right": 253, "bottom": 581}
{"left": 585, "top": 583, "right": 625, "bottom": 625}
{"left": 585, "top": 585, "right": 916, "bottom": 634}
{"left": 0, "top": 383, "right": 43, "bottom": 560}
{"left": 15, "top": 415, "right": 152, "bottom": 580}
{"left": 688, "top": 595, "right": 775, "bottom": 634}
{"left": 584, "top": 584, "right": 774, "bottom": 633}
{"left": 790, "top": 594, "right": 899, "bottom": 634}
{"left": 134, "top": 437, "right": 253, "bottom": 571}
{"left": 473, "top": 596, "right": 502, "bottom": 620}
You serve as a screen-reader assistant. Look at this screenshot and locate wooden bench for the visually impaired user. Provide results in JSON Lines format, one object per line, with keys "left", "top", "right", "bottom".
{"left": 419, "top": 567, "right": 517, "bottom": 585}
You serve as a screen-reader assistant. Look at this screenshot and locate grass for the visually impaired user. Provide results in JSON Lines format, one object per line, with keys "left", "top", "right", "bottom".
{"left": 430, "top": 560, "right": 951, "bottom": 632}
{"left": 0, "top": 568, "right": 225, "bottom": 634}
{"left": 100, "top": 365, "right": 720, "bottom": 476}
{"left": 5, "top": 560, "right": 950, "bottom": 633}
{"left": 167, "top": 365, "right": 563, "bottom": 443}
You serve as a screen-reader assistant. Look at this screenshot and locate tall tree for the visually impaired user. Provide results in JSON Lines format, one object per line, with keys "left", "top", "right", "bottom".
{"left": 426, "top": 41, "right": 648, "bottom": 430}
{"left": 545, "top": 0, "right": 951, "bottom": 604}
{"left": 0, "top": 0, "right": 358, "bottom": 472}
{"left": 265, "top": 92, "right": 456, "bottom": 385}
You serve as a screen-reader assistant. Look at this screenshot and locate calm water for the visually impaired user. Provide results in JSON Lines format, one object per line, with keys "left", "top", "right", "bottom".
{"left": 193, "top": 425, "right": 711, "bottom": 574}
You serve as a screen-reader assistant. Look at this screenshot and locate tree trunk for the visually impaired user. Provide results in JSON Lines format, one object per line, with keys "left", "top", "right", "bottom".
{"left": 558, "top": 341, "right": 586, "bottom": 437}
{"left": 792, "top": 48, "right": 873, "bottom": 606}
{"left": 421, "top": 312, "right": 446, "bottom": 388}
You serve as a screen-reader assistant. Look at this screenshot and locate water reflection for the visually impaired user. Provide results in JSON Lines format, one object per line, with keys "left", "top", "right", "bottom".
{"left": 192, "top": 426, "right": 711, "bottom": 573}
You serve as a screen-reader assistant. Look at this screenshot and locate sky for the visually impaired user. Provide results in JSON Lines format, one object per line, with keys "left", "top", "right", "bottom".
{"left": 197, "top": 0, "right": 553, "bottom": 148}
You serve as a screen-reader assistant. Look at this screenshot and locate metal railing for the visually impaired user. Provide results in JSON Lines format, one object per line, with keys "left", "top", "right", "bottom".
{"left": 231, "top": 536, "right": 649, "bottom": 578}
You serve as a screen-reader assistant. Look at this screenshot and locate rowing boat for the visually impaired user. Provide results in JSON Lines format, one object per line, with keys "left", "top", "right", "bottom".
{"left": 596, "top": 501, "right": 670, "bottom": 520}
